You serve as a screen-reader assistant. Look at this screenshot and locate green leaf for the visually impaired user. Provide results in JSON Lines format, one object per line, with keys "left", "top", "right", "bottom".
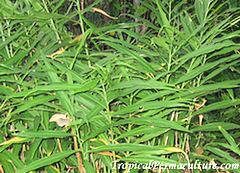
{"left": 205, "top": 146, "right": 240, "bottom": 166}
{"left": 192, "top": 99, "right": 240, "bottom": 116}
{"left": 120, "top": 155, "right": 177, "bottom": 164}
{"left": 13, "top": 130, "right": 73, "bottom": 139}
{"left": 9, "top": 80, "right": 98, "bottom": 98}
{"left": 17, "top": 150, "right": 76, "bottom": 173}
{"left": 90, "top": 143, "right": 183, "bottom": 154}
{"left": 175, "top": 54, "right": 240, "bottom": 84}
{"left": 195, "top": 0, "right": 210, "bottom": 24}
{"left": 173, "top": 41, "right": 236, "bottom": 72}
{"left": 152, "top": 37, "right": 169, "bottom": 50}
{"left": 191, "top": 122, "right": 240, "bottom": 132}
{"left": 11, "top": 96, "right": 56, "bottom": 115}
{"left": 155, "top": 0, "right": 173, "bottom": 38}
{"left": 218, "top": 126, "right": 238, "bottom": 148}
{"left": 0, "top": 151, "right": 24, "bottom": 169}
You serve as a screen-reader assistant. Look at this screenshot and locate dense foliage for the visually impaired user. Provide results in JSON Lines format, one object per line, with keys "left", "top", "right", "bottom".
{"left": 0, "top": 0, "right": 240, "bottom": 172}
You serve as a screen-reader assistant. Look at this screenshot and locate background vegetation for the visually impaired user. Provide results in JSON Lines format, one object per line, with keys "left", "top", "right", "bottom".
{"left": 0, "top": 0, "right": 240, "bottom": 172}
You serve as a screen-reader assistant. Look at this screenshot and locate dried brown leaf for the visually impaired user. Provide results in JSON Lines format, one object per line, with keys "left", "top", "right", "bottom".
{"left": 49, "top": 113, "right": 70, "bottom": 127}
{"left": 92, "top": 7, "right": 118, "bottom": 20}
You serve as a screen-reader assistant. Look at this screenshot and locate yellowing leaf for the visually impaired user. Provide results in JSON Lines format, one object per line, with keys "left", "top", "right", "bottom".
{"left": 49, "top": 113, "right": 70, "bottom": 127}
{"left": 109, "top": 31, "right": 116, "bottom": 36}
{"left": 98, "top": 152, "right": 121, "bottom": 158}
{"left": 47, "top": 48, "right": 65, "bottom": 58}
{"left": 70, "top": 34, "right": 84, "bottom": 44}
{"left": 165, "top": 147, "right": 183, "bottom": 153}
{"left": 0, "top": 137, "right": 28, "bottom": 146}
